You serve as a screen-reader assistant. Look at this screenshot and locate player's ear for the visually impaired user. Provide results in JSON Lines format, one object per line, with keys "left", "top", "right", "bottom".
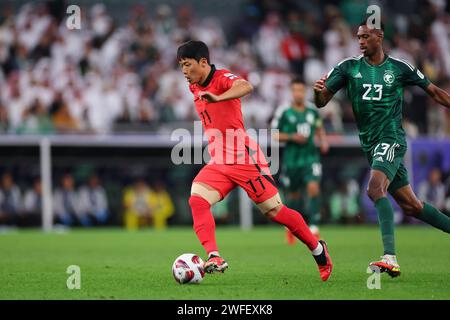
{"left": 377, "top": 29, "right": 384, "bottom": 41}
{"left": 199, "top": 57, "right": 208, "bottom": 67}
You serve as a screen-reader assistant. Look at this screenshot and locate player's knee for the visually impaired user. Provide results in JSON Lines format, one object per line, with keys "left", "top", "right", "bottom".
{"left": 263, "top": 204, "right": 283, "bottom": 219}
{"left": 366, "top": 181, "right": 386, "bottom": 202}
{"left": 188, "top": 195, "right": 211, "bottom": 210}
{"left": 401, "top": 200, "right": 423, "bottom": 216}
{"left": 307, "top": 183, "right": 320, "bottom": 197}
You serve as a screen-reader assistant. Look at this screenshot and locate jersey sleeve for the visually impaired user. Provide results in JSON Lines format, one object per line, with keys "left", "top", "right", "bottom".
{"left": 270, "top": 104, "right": 287, "bottom": 129}
{"left": 217, "top": 71, "right": 242, "bottom": 92}
{"left": 325, "top": 64, "right": 348, "bottom": 94}
{"left": 276, "top": 111, "right": 290, "bottom": 132}
{"left": 401, "top": 63, "right": 431, "bottom": 89}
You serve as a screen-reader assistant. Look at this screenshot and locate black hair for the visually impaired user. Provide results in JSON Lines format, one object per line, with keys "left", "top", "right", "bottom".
{"left": 291, "top": 77, "right": 305, "bottom": 86}
{"left": 177, "top": 40, "right": 210, "bottom": 63}
{"left": 359, "top": 19, "right": 385, "bottom": 32}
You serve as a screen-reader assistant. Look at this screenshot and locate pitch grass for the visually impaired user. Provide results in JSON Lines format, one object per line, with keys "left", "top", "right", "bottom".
{"left": 0, "top": 226, "right": 449, "bottom": 300}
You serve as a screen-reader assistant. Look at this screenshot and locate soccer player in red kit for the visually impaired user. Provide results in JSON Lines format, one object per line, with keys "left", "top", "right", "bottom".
{"left": 177, "top": 40, "right": 333, "bottom": 281}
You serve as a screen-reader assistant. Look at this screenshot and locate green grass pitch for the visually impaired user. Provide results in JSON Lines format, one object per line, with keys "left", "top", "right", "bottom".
{"left": 0, "top": 226, "right": 449, "bottom": 300}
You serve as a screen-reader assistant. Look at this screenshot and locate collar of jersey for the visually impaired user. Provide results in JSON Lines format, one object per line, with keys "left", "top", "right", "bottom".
{"left": 363, "top": 54, "right": 389, "bottom": 67}
{"left": 199, "top": 64, "right": 216, "bottom": 87}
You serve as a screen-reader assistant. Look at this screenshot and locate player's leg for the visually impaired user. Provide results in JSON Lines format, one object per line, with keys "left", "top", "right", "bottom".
{"left": 256, "top": 193, "right": 332, "bottom": 281}
{"left": 190, "top": 181, "right": 221, "bottom": 253}
{"left": 284, "top": 192, "right": 300, "bottom": 245}
{"left": 231, "top": 162, "right": 332, "bottom": 281}
{"left": 391, "top": 181, "right": 450, "bottom": 233}
{"left": 306, "top": 180, "right": 321, "bottom": 238}
{"left": 189, "top": 165, "right": 235, "bottom": 273}
{"left": 281, "top": 168, "right": 303, "bottom": 244}
{"left": 366, "top": 169, "right": 401, "bottom": 277}
{"left": 281, "top": 168, "right": 304, "bottom": 212}
{"left": 367, "top": 169, "right": 396, "bottom": 255}
{"left": 366, "top": 142, "right": 407, "bottom": 277}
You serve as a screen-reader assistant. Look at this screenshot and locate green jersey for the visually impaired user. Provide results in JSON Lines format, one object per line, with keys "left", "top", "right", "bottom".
{"left": 325, "top": 54, "right": 430, "bottom": 151}
{"left": 273, "top": 103, "right": 323, "bottom": 168}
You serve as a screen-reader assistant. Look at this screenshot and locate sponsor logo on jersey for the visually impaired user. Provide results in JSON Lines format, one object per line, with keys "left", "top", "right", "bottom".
{"left": 375, "top": 156, "right": 384, "bottom": 162}
{"left": 306, "top": 113, "right": 315, "bottom": 124}
{"left": 354, "top": 72, "right": 362, "bottom": 78}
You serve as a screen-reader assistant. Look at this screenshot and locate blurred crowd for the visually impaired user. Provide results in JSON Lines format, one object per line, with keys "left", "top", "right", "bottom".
{"left": 0, "top": 171, "right": 175, "bottom": 229}
{"left": 0, "top": 0, "right": 449, "bottom": 136}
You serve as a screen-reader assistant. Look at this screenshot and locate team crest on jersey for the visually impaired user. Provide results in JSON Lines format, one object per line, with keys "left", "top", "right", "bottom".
{"left": 288, "top": 115, "right": 296, "bottom": 123}
{"left": 383, "top": 70, "right": 395, "bottom": 85}
{"left": 306, "top": 113, "right": 315, "bottom": 124}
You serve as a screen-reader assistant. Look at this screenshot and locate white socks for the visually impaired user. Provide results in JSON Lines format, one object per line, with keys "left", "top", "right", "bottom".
{"left": 311, "top": 242, "right": 323, "bottom": 256}
{"left": 208, "top": 251, "right": 219, "bottom": 258}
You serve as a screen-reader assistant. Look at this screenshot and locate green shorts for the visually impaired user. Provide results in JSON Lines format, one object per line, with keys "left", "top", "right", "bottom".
{"left": 365, "top": 141, "right": 410, "bottom": 194}
{"left": 280, "top": 163, "right": 322, "bottom": 192}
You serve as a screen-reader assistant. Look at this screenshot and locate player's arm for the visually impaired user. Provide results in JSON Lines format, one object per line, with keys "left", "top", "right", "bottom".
{"left": 313, "top": 74, "right": 335, "bottom": 108}
{"left": 274, "top": 132, "right": 307, "bottom": 144}
{"left": 424, "top": 83, "right": 450, "bottom": 108}
{"left": 199, "top": 79, "right": 253, "bottom": 103}
{"left": 402, "top": 62, "right": 450, "bottom": 108}
{"left": 315, "top": 61, "right": 348, "bottom": 108}
{"left": 272, "top": 111, "right": 307, "bottom": 144}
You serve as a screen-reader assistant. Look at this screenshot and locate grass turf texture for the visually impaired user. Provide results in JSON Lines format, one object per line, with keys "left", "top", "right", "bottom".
{"left": 0, "top": 226, "right": 449, "bottom": 300}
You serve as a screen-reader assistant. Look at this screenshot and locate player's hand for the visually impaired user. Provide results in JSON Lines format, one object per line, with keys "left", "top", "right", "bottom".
{"left": 198, "top": 91, "right": 221, "bottom": 103}
{"left": 291, "top": 134, "right": 307, "bottom": 144}
{"left": 313, "top": 74, "right": 328, "bottom": 93}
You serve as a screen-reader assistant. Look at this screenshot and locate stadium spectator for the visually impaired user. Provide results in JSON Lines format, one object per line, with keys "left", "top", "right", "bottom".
{"left": 22, "top": 177, "right": 42, "bottom": 227}
{"left": 419, "top": 168, "right": 447, "bottom": 211}
{"left": 446, "top": 179, "right": 450, "bottom": 215}
{"left": 151, "top": 180, "right": 175, "bottom": 229}
{"left": 122, "top": 178, "right": 155, "bottom": 230}
{"left": 0, "top": 172, "right": 22, "bottom": 226}
{"left": 78, "top": 175, "right": 109, "bottom": 226}
{"left": 0, "top": 1, "right": 447, "bottom": 135}
{"left": 329, "top": 179, "right": 361, "bottom": 224}
{"left": 53, "top": 173, "right": 81, "bottom": 226}
{"left": 280, "top": 13, "right": 309, "bottom": 78}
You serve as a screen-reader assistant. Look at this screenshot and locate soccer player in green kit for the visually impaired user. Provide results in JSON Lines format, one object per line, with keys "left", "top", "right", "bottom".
{"left": 272, "top": 78, "right": 329, "bottom": 244}
{"left": 314, "top": 21, "right": 450, "bottom": 277}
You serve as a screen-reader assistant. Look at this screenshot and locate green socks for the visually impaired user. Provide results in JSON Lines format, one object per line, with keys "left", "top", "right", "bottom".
{"left": 372, "top": 199, "right": 449, "bottom": 256}
{"left": 374, "top": 197, "right": 396, "bottom": 255}
{"left": 307, "top": 196, "right": 321, "bottom": 225}
{"left": 416, "top": 202, "right": 450, "bottom": 233}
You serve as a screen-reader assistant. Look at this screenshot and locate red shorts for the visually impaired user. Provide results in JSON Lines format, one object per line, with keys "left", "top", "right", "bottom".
{"left": 193, "top": 162, "right": 279, "bottom": 203}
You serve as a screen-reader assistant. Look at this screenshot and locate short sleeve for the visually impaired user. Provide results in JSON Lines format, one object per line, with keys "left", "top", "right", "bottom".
{"left": 276, "top": 111, "right": 289, "bottom": 132}
{"left": 401, "top": 64, "right": 431, "bottom": 89}
{"left": 217, "top": 71, "right": 242, "bottom": 91}
{"left": 325, "top": 65, "right": 347, "bottom": 94}
{"left": 270, "top": 104, "right": 288, "bottom": 129}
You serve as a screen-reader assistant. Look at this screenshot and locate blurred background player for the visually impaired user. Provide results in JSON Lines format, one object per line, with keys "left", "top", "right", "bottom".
{"left": 178, "top": 40, "right": 332, "bottom": 281}
{"left": 271, "top": 78, "right": 329, "bottom": 244}
{"left": 314, "top": 21, "right": 450, "bottom": 277}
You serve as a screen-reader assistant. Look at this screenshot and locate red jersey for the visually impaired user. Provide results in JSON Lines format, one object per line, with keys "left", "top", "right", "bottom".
{"left": 189, "top": 65, "right": 266, "bottom": 165}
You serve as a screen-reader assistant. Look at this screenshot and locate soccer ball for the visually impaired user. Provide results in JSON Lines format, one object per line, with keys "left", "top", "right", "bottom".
{"left": 172, "top": 253, "right": 205, "bottom": 284}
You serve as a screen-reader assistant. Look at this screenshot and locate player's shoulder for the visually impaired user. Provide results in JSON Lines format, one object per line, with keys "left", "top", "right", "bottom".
{"left": 334, "top": 54, "right": 364, "bottom": 69}
{"left": 305, "top": 102, "right": 319, "bottom": 115}
{"left": 214, "top": 68, "right": 240, "bottom": 80}
{"left": 388, "top": 55, "right": 417, "bottom": 72}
